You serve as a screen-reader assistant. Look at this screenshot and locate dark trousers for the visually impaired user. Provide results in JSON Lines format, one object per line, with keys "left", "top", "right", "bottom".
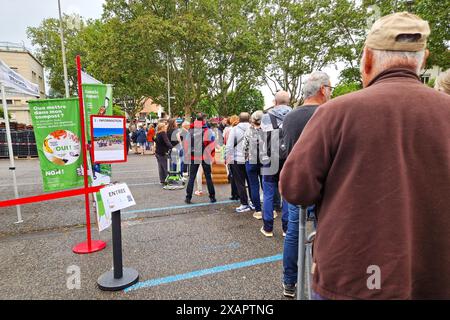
{"left": 230, "top": 163, "right": 249, "bottom": 206}
{"left": 186, "top": 162, "right": 215, "bottom": 199}
{"left": 228, "top": 164, "right": 239, "bottom": 198}
{"left": 156, "top": 154, "right": 169, "bottom": 183}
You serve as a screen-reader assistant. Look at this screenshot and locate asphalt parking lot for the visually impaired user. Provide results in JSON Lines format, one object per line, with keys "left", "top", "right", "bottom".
{"left": 0, "top": 154, "right": 310, "bottom": 300}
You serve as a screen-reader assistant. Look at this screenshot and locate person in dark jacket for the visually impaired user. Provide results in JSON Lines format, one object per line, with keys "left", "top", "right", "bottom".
{"left": 183, "top": 113, "right": 216, "bottom": 204}
{"left": 281, "top": 71, "right": 331, "bottom": 298}
{"left": 136, "top": 125, "right": 147, "bottom": 155}
{"left": 131, "top": 127, "right": 138, "bottom": 154}
{"left": 280, "top": 12, "right": 450, "bottom": 300}
{"left": 126, "top": 127, "right": 131, "bottom": 155}
{"left": 154, "top": 123, "right": 173, "bottom": 185}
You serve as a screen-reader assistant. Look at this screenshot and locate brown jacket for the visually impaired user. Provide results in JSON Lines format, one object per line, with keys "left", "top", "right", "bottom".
{"left": 280, "top": 68, "right": 450, "bottom": 299}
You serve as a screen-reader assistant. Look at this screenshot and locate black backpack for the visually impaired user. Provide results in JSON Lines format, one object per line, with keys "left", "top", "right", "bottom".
{"left": 267, "top": 113, "right": 288, "bottom": 161}
{"left": 190, "top": 127, "right": 206, "bottom": 155}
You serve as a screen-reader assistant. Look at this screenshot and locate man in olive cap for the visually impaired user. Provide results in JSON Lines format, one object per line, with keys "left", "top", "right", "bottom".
{"left": 280, "top": 12, "right": 450, "bottom": 299}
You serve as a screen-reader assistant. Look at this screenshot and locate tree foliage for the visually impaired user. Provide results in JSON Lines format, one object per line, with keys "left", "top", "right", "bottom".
{"left": 27, "top": 0, "right": 449, "bottom": 118}
{"left": 227, "top": 88, "right": 265, "bottom": 116}
{"left": 332, "top": 82, "right": 362, "bottom": 98}
{"left": 27, "top": 14, "right": 87, "bottom": 96}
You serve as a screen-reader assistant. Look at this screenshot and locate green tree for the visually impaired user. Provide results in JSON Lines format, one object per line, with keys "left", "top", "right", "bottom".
{"left": 27, "top": 14, "right": 88, "bottom": 96}
{"left": 206, "top": 0, "right": 269, "bottom": 116}
{"left": 112, "top": 104, "right": 125, "bottom": 116}
{"left": 226, "top": 88, "right": 265, "bottom": 115}
{"left": 0, "top": 106, "right": 12, "bottom": 119}
{"left": 363, "top": 0, "right": 450, "bottom": 69}
{"left": 332, "top": 82, "right": 362, "bottom": 98}
{"left": 263, "top": 0, "right": 354, "bottom": 104}
{"left": 196, "top": 97, "right": 219, "bottom": 118}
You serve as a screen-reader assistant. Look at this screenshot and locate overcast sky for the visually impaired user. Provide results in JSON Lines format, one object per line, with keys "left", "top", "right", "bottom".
{"left": 0, "top": 0, "right": 105, "bottom": 49}
{"left": 0, "top": 0, "right": 341, "bottom": 107}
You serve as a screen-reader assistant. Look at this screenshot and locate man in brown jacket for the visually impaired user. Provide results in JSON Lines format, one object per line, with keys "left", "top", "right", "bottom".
{"left": 280, "top": 12, "right": 450, "bottom": 299}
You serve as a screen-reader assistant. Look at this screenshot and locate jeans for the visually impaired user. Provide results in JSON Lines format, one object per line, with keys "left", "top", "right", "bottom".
{"left": 245, "top": 162, "right": 262, "bottom": 212}
{"left": 262, "top": 175, "right": 288, "bottom": 233}
{"left": 274, "top": 187, "right": 281, "bottom": 211}
{"left": 186, "top": 162, "right": 215, "bottom": 199}
{"left": 283, "top": 203, "right": 317, "bottom": 285}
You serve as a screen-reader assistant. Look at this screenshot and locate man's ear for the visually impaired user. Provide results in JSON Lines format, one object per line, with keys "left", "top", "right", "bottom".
{"left": 320, "top": 85, "right": 326, "bottom": 96}
{"left": 364, "top": 47, "right": 373, "bottom": 76}
{"left": 421, "top": 49, "right": 430, "bottom": 70}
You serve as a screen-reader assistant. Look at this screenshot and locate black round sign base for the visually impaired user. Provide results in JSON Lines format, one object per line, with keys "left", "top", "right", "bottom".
{"left": 97, "top": 268, "right": 139, "bottom": 291}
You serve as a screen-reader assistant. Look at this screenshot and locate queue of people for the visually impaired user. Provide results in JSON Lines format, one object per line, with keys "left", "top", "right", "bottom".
{"left": 122, "top": 11, "right": 450, "bottom": 300}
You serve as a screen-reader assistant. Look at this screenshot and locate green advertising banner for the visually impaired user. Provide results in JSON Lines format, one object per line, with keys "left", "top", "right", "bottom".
{"left": 83, "top": 84, "right": 114, "bottom": 231}
{"left": 83, "top": 84, "right": 113, "bottom": 135}
{"left": 29, "top": 98, "right": 84, "bottom": 192}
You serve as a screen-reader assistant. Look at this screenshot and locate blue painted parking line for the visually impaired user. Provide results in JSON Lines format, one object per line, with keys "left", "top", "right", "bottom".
{"left": 125, "top": 254, "right": 283, "bottom": 292}
{"left": 123, "top": 200, "right": 237, "bottom": 214}
{"left": 127, "top": 182, "right": 161, "bottom": 186}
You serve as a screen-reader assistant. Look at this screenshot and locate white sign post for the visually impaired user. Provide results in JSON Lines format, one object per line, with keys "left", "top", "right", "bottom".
{"left": 0, "top": 59, "right": 40, "bottom": 224}
{"left": 100, "top": 183, "right": 136, "bottom": 216}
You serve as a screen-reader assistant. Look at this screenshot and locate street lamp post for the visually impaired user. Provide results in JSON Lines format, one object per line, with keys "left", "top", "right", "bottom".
{"left": 58, "top": 0, "right": 70, "bottom": 98}
{"left": 167, "top": 53, "right": 171, "bottom": 118}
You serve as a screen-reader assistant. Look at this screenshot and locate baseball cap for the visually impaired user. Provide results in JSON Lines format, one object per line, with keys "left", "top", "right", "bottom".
{"left": 365, "top": 12, "right": 430, "bottom": 52}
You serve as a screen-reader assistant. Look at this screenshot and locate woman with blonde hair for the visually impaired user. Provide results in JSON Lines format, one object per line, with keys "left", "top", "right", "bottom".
{"left": 435, "top": 69, "right": 450, "bottom": 95}
{"left": 223, "top": 115, "right": 240, "bottom": 201}
{"left": 154, "top": 122, "right": 173, "bottom": 185}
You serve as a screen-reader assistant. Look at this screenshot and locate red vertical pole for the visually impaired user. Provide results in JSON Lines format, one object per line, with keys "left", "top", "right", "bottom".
{"left": 77, "top": 55, "right": 92, "bottom": 248}
{"left": 73, "top": 55, "right": 106, "bottom": 254}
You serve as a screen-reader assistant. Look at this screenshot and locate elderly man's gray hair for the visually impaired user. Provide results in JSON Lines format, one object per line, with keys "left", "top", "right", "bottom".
{"left": 303, "top": 71, "right": 330, "bottom": 100}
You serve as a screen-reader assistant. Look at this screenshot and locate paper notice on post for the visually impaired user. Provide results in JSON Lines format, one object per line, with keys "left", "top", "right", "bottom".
{"left": 100, "top": 183, "right": 136, "bottom": 216}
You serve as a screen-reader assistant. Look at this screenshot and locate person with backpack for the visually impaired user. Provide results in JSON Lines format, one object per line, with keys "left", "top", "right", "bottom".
{"left": 259, "top": 90, "right": 292, "bottom": 237}
{"left": 243, "top": 110, "right": 265, "bottom": 219}
{"left": 184, "top": 113, "right": 217, "bottom": 204}
{"left": 280, "top": 71, "right": 331, "bottom": 298}
{"left": 226, "top": 112, "right": 252, "bottom": 213}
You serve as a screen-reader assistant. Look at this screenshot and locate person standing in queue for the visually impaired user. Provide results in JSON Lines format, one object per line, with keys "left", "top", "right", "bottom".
{"left": 154, "top": 123, "right": 173, "bottom": 185}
